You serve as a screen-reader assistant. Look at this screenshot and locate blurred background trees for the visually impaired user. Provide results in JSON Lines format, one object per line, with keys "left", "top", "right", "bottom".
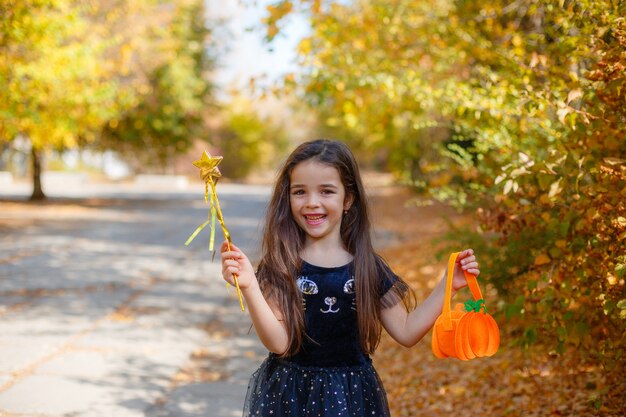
{"left": 0, "top": 0, "right": 289, "bottom": 197}
{"left": 96, "top": 0, "right": 215, "bottom": 173}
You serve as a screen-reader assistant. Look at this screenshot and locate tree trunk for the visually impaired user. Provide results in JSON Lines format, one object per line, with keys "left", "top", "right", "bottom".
{"left": 30, "top": 146, "right": 46, "bottom": 201}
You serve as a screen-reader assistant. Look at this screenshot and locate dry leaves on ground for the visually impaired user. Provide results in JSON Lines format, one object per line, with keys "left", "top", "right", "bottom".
{"left": 370, "top": 187, "right": 624, "bottom": 417}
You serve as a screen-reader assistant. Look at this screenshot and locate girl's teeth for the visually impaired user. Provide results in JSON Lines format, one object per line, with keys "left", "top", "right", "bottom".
{"left": 305, "top": 215, "right": 325, "bottom": 225}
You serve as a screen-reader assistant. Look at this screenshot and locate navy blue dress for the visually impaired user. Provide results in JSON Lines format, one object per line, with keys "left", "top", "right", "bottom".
{"left": 243, "top": 260, "right": 407, "bottom": 417}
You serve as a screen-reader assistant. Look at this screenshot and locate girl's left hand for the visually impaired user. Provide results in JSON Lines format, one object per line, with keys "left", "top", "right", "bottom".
{"left": 451, "top": 249, "right": 480, "bottom": 292}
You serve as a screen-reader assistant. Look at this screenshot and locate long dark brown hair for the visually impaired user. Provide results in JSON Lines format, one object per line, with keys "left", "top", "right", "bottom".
{"left": 256, "top": 139, "right": 411, "bottom": 356}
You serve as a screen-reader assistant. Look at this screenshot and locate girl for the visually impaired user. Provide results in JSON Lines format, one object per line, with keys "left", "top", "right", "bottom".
{"left": 221, "top": 139, "right": 479, "bottom": 417}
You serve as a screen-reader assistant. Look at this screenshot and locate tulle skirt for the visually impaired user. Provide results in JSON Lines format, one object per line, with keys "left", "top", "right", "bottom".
{"left": 243, "top": 354, "right": 391, "bottom": 417}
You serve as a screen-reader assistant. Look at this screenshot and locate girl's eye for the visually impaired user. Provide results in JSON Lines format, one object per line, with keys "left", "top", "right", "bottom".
{"left": 321, "top": 189, "right": 335, "bottom": 194}
{"left": 291, "top": 189, "right": 305, "bottom": 195}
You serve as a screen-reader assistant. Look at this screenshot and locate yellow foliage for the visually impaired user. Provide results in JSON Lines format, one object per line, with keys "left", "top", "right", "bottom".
{"left": 534, "top": 254, "right": 551, "bottom": 266}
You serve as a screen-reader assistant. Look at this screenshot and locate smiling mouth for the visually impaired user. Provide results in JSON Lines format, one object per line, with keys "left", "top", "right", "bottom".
{"left": 304, "top": 214, "right": 326, "bottom": 225}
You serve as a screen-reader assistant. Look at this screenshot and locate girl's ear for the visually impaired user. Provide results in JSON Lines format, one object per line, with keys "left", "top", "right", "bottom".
{"left": 344, "top": 193, "right": 355, "bottom": 211}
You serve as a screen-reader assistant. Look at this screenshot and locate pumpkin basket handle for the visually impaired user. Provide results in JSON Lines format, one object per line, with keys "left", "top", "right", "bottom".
{"left": 442, "top": 252, "right": 483, "bottom": 330}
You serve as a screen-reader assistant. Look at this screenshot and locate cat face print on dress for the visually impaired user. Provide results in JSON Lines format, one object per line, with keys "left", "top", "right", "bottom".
{"left": 296, "top": 274, "right": 356, "bottom": 313}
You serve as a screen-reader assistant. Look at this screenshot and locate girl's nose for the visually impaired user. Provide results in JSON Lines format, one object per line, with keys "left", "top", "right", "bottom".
{"left": 305, "top": 194, "right": 321, "bottom": 207}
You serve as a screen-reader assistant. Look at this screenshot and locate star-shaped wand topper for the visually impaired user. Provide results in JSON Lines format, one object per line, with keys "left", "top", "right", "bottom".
{"left": 186, "top": 150, "right": 244, "bottom": 311}
{"left": 193, "top": 151, "right": 222, "bottom": 184}
{"left": 192, "top": 151, "right": 223, "bottom": 203}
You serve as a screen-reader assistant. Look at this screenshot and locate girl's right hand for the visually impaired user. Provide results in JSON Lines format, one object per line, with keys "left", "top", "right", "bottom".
{"left": 220, "top": 241, "right": 256, "bottom": 290}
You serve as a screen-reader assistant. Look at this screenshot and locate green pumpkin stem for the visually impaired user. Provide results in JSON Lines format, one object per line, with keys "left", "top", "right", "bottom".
{"left": 464, "top": 298, "right": 487, "bottom": 314}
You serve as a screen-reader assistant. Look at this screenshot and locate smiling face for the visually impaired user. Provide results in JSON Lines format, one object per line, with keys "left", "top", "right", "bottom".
{"left": 289, "top": 159, "right": 353, "bottom": 245}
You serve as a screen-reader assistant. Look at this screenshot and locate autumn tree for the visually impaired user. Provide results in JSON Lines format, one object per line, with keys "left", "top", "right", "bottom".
{"left": 0, "top": 0, "right": 210, "bottom": 198}
{"left": 97, "top": 0, "right": 215, "bottom": 172}
{"left": 1, "top": 1, "right": 139, "bottom": 198}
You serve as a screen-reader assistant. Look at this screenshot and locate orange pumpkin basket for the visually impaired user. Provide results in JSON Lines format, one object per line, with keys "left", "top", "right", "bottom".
{"left": 432, "top": 252, "right": 500, "bottom": 360}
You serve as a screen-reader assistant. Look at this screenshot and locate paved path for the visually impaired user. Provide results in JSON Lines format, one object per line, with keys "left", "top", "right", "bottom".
{"left": 0, "top": 181, "right": 272, "bottom": 417}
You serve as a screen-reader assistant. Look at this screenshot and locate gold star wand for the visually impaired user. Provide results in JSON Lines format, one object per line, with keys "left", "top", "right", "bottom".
{"left": 185, "top": 150, "right": 245, "bottom": 311}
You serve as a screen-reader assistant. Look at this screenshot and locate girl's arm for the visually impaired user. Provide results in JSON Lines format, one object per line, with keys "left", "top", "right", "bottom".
{"left": 380, "top": 249, "right": 479, "bottom": 348}
{"left": 220, "top": 241, "right": 290, "bottom": 355}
